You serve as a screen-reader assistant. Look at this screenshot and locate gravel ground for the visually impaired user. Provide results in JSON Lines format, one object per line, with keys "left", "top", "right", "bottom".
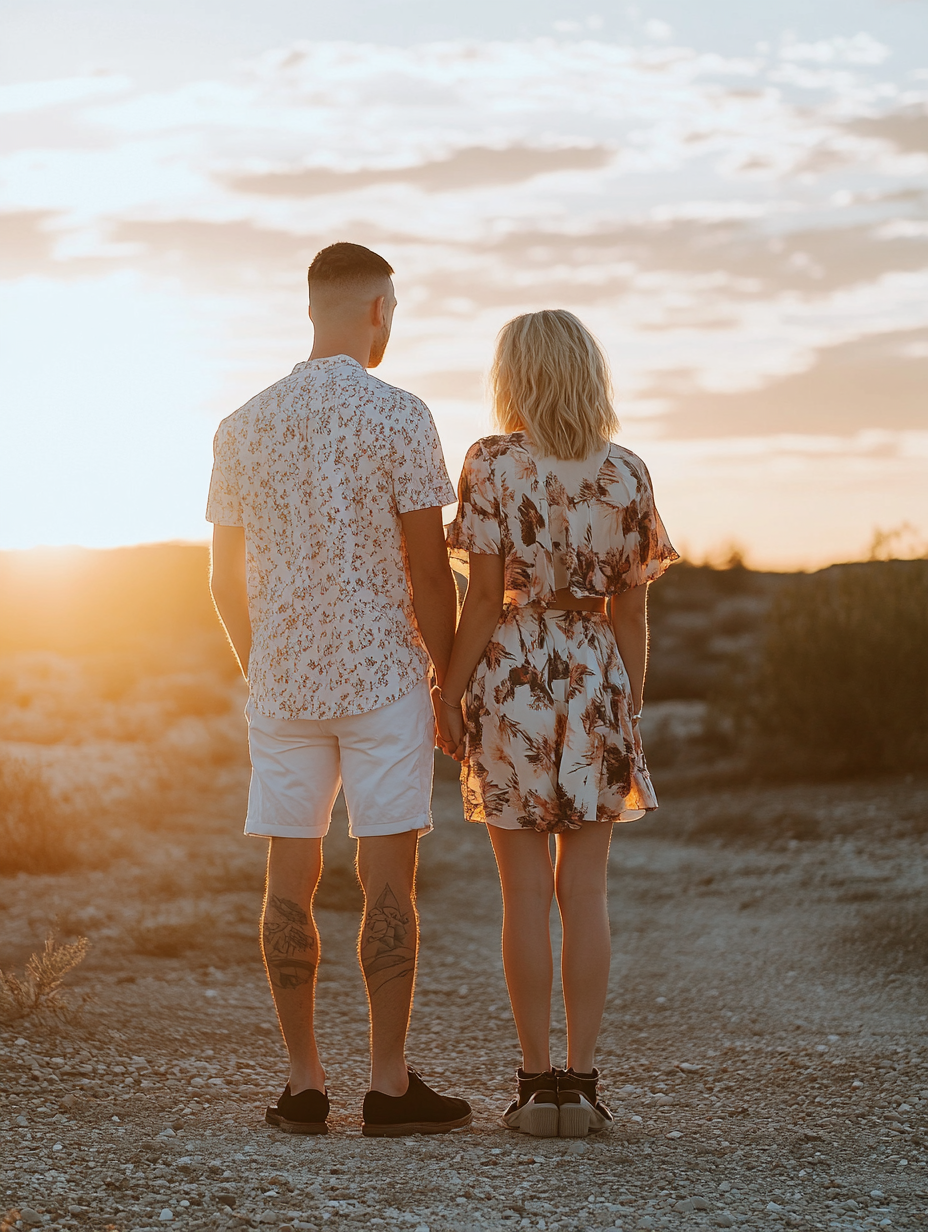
{"left": 2, "top": 772, "right": 927, "bottom": 1232}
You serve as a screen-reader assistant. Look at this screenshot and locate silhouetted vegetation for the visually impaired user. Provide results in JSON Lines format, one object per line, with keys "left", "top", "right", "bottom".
{"left": 646, "top": 558, "right": 780, "bottom": 701}
{"left": 714, "top": 560, "right": 928, "bottom": 778}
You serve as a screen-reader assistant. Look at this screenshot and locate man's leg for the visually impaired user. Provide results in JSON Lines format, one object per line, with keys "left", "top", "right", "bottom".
{"left": 263, "top": 836, "right": 326, "bottom": 1094}
{"left": 356, "top": 831, "right": 419, "bottom": 1096}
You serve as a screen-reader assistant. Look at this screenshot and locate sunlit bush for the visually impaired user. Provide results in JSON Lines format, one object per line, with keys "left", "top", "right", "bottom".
{"left": 716, "top": 560, "right": 928, "bottom": 777}
{"left": 0, "top": 758, "right": 87, "bottom": 875}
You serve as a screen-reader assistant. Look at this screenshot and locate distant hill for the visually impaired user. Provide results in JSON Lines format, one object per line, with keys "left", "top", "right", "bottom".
{"left": 0, "top": 543, "right": 906, "bottom": 701}
{"left": 0, "top": 543, "right": 232, "bottom": 674}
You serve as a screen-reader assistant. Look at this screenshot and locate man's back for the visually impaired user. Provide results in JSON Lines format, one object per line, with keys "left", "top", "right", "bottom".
{"left": 207, "top": 353, "right": 454, "bottom": 720}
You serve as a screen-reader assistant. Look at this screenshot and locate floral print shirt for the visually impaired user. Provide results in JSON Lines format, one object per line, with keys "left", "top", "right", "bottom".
{"left": 206, "top": 355, "right": 455, "bottom": 720}
{"left": 446, "top": 432, "right": 678, "bottom": 601}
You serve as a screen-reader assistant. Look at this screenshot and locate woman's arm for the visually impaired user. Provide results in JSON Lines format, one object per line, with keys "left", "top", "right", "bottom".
{"left": 438, "top": 553, "right": 505, "bottom": 758}
{"left": 610, "top": 582, "right": 649, "bottom": 716}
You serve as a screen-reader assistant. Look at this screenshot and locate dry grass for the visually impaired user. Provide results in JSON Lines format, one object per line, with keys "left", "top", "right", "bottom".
{"left": 0, "top": 929, "right": 89, "bottom": 1023}
{"left": 716, "top": 560, "right": 928, "bottom": 778}
{"left": 0, "top": 758, "right": 89, "bottom": 875}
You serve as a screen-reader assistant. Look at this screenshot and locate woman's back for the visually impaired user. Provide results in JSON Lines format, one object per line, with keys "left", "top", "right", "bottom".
{"left": 447, "top": 431, "right": 676, "bottom": 605}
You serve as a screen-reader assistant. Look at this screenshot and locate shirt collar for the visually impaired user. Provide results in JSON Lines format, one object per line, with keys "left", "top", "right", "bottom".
{"left": 292, "top": 354, "right": 364, "bottom": 374}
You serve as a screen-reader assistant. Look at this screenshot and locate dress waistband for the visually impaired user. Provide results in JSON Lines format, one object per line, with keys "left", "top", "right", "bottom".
{"left": 505, "top": 599, "right": 609, "bottom": 620}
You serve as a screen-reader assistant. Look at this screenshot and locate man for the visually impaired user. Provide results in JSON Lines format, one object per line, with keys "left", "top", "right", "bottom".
{"left": 207, "top": 242, "right": 470, "bottom": 1137}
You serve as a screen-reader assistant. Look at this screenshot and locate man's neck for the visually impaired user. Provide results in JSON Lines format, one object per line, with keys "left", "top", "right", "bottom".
{"left": 309, "top": 334, "right": 371, "bottom": 368}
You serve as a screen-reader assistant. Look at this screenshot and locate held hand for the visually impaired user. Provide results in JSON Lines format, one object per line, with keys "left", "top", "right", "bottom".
{"left": 431, "top": 686, "right": 465, "bottom": 762}
{"left": 443, "top": 700, "right": 466, "bottom": 762}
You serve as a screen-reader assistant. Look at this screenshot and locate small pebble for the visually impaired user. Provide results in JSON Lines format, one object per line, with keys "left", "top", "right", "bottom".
{"left": 159, "top": 1209, "right": 173, "bottom": 1221}
{"left": 713, "top": 1217, "right": 734, "bottom": 1229}
{"left": 567, "top": 1140, "right": 588, "bottom": 1154}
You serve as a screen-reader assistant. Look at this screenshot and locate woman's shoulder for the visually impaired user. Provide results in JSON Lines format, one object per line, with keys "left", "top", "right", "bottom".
{"left": 604, "top": 442, "right": 653, "bottom": 489}
{"left": 463, "top": 432, "right": 530, "bottom": 468}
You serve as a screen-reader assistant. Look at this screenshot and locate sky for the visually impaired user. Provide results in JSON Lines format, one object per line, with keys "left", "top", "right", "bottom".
{"left": 1, "top": 0, "right": 927, "bottom": 568}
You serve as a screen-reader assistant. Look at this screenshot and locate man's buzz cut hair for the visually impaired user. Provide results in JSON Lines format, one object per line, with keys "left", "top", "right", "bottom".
{"left": 307, "top": 242, "right": 394, "bottom": 293}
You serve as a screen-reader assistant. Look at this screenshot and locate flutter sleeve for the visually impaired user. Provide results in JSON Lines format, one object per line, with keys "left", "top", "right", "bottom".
{"left": 445, "top": 440, "right": 502, "bottom": 575}
{"left": 619, "top": 460, "right": 679, "bottom": 590}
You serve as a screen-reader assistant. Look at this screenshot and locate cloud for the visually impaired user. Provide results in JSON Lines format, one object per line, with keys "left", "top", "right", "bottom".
{"left": 655, "top": 329, "right": 928, "bottom": 438}
{"left": 406, "top": 369, "right": 485, "bottom": 400}
{"left": 0, "top": 210, "right": 110, "bottom": 280}
{"left": 111, "top": 218, "right": 319, "bottom": 285}
{"left": 0, "top": 74, "right": 131, "bottom": 115}
{"left": 229, "top": 144, "right": 613, "bottom": 197}
{"left": 779, "top": 33, "right": 890, "bottom": 65}
{"left": 848, "top": 105, "right": 928, "bottom": 154}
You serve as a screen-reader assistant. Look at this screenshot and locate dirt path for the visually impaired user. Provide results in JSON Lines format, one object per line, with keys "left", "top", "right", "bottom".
{"left": 2, "top": 772, "right": 927, "bottom": 1232}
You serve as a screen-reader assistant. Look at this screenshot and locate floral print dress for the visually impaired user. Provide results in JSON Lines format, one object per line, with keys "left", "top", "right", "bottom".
{"left": 446, "top": 432, "right": 678, "bottom": 833}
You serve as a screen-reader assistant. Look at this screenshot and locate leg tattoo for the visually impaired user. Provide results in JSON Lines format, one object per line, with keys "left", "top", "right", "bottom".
{"left": 263, "top": 894, "right": 317, "bottom": 991}
{"left": 361, "top": 883, "right": 415, "bottom": 995}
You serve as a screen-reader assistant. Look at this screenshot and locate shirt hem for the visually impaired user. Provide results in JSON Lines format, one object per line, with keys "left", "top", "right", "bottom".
{"left": 248, "top": 672, "right": 430, "bottom": 722}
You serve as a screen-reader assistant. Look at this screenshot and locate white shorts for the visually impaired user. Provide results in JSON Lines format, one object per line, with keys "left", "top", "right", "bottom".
{"left": 244, "top": 679, "right": 435, "bottom": 840}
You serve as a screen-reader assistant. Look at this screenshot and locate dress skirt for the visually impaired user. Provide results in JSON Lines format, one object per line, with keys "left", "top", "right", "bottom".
{"left": 461, "top": 604, "right": 659, "bottom": 833}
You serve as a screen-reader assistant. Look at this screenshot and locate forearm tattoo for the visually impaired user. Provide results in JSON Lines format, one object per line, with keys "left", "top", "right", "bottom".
{"left": 360, "top": 883, "right": 415, "bottom": 995}
{"left": 263, "top": 894, "right": 316, "bottom": 990}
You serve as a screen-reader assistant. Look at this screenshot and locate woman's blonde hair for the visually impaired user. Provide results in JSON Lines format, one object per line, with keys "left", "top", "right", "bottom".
{"left": 490, "top": 309, "right": 619, "bottom": 460}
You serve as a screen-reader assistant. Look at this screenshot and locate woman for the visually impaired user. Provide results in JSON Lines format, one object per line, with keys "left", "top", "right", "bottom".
{"left": 437, "top": 310, "right": 677, "bottom": 1138}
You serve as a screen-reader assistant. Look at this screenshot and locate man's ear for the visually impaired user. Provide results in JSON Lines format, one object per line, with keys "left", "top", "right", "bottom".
{"left": 371, "top": 294, "right": 386, "bottom": 327}
{"left": 308, "top": 303, "right": 314, "bottom": 321}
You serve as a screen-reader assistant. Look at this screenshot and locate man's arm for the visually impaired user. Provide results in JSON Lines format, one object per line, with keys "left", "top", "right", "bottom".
{"left": 210, "top": 524, "right": 252, "bottom": 679}
{"left": 399, "top": 506, "right": 458, "bottom": 686}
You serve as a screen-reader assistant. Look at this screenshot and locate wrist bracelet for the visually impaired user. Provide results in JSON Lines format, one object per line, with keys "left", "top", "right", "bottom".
{"left": 632, "top": 710, "right": 643, "bottom": 722}
{"left": 439, "top": 690, "right": 462, "bottom": 709}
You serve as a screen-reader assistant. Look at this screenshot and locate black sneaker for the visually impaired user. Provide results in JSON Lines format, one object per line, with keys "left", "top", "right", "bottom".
{"left": 556, "top": 1068, "right": 613, "bottom": 1138}
{"left": 362, "top": 1067, "right": 472, "bottom": 1137}
{"left": 501, "top": 1068, "right": 559, "bottom": 1137}
{"left": 265, "top": 1084, "right": 329, "bottom": 1135}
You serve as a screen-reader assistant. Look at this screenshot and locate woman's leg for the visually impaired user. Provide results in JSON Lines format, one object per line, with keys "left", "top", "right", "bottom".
{"left": 487, "top": 826, "right": 556, "bottom": 1074}
{"left": 554, "top": 822, "right": 614, "bottom": 1074}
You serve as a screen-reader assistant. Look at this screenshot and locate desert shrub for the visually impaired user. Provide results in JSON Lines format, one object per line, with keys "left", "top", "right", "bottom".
{"left": 0, "top": 758, "right": 88, "bottom": 875}
{"left": 0, "top": 930, "right": 89, "bottom": 1023}
{"left": 714, "top": 560, "right": 928, "bottom": 777}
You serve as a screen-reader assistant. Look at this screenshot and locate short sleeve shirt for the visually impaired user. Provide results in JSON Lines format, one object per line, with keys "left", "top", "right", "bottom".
{"left": 446, "top": 432, "right": 678, "bottom": 603}
{"left": 206, "top": 355, "right": 455, "bottom": 720}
